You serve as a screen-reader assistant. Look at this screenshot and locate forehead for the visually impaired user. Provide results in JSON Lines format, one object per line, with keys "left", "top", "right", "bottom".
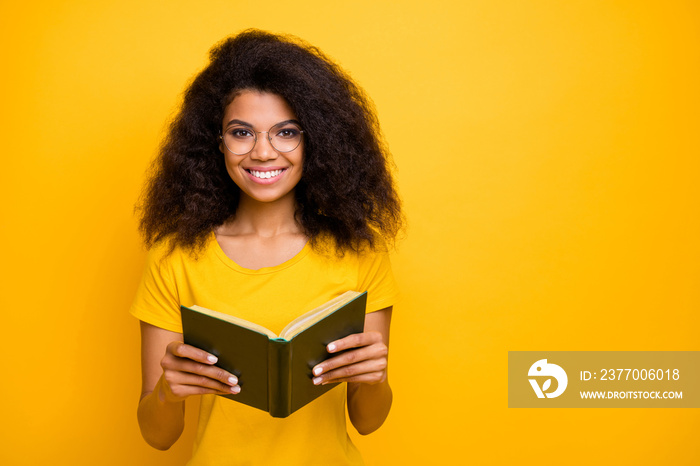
{"left": 222, "top": 90, "right": 296, "bottom": 127}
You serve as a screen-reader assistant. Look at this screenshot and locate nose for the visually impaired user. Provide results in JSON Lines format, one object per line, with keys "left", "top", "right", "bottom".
{"left": 250, "top": 131, "right": 278, "bottom": 161}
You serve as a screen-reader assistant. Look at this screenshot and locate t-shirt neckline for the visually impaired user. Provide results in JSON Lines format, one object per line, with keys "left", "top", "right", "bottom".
{"left": 209, "top": 231, "right": 311, "bottom": 275}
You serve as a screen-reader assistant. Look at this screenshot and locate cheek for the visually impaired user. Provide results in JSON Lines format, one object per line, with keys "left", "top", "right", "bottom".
{"left": 295, "top": 149, "right": 305, "bottom": 171}
{"left": 224, "top": 157, "right": 244, "bottom": 183}
{"left": 293, "top": 154, "right": 304, "bottom": 180}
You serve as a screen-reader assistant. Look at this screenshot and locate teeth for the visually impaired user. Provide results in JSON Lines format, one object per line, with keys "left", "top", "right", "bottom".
{"left": 249, "top": 169, "right": 283, "bottom": 179}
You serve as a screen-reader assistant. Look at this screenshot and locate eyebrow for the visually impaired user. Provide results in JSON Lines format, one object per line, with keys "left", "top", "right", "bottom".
{"left": 224, "top": 118, "right": 301, "bottom": 129}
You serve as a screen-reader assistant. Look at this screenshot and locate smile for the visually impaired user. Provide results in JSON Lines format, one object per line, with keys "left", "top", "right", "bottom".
{"left": 245, "top": 169, "right": 285, "bottom": 179}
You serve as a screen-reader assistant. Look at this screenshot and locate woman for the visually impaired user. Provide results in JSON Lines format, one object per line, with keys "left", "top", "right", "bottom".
{"left": 131, "top": 29, "right": 403, "bottom": 465}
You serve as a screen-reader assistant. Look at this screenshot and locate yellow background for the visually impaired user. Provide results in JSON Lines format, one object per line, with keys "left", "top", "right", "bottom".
{"left": 1, "top": 1, "right": 698, "bottom": 464}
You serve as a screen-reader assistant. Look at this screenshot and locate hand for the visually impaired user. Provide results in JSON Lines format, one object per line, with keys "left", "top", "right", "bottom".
{"left": 311, "top": 331, "right": 388, "bottom": 386}
{"left": 158, "top": 341, "right": 240, "bottom": 403}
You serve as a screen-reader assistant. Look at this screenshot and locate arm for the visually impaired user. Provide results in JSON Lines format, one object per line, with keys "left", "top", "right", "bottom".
{"left": 311, "top": 307, "right": 393, "bottom": 435}
{"left": 137, "top": 321, "right": 240, "bottom": 450}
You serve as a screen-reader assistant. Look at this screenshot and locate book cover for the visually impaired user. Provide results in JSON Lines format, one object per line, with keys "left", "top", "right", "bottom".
{"left": 181, "top": 291, "right": 367, "bottom": 417}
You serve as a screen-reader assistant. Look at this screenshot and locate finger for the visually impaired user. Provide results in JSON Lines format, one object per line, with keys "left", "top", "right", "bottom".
{"left": 164, "top": 371, "right": 241, "bottom": 395}
{"left": 320, "top": 371, "right": 387, "bottom": 385}
{"left": 161, "top": 379, "right": 240, "bottom": 402}
{"left": 313, "top": 343, "right": 387, "bottom": 377}
{"left": 313, "top": 357, "right": 387, "bottom": 385}
{"left": 167, "top": 341, "right": 219, "bottom": 365}
{"left": 326, "top": 331, "right": 383, "bottom": 354}
{"left": 162, "top": 357, "right": 239, "bottom": 387}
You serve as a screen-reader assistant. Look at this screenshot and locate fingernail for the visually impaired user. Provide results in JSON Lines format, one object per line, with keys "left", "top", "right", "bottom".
{"left": 228, "top": 376, "right": 238, "bottom": 385}
{"left": 207, "top": 355, "right": 218, "bottom": 363}
{"left": 231, "top": 385, "right": 240, "bottom": 394}
{"left": 327, "top": 343, "right": 336, "bottom": 352}
{"left": 313, "top": 367, "right": 322, "bottom": 376}
{"left": 313, "top": 377, "right": 322, "bottom": 385}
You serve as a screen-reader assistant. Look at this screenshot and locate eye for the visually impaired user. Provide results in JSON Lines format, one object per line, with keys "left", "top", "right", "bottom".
{"left": 227, "top": 127, "right": 254, "bottom": 139}
{"left": 275, "top": 127, "right": 301, "bottom": 139}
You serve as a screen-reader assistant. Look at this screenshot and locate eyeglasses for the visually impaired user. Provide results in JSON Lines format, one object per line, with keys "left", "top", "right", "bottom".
{"left": 220, "top": 121, "right": 304, "bottom": 155}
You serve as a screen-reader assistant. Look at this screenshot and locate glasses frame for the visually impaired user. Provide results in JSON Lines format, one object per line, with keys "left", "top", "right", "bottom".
{"left": 219, "top": 121, "right": 304, "bottom": 156}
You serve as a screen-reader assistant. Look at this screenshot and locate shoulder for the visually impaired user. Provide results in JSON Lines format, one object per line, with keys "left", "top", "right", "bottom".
{"left": 316, "top": 235, "right": 395, "bottom": 285}
{"left": 310, "top": 232, "right": 391, "bottom": 259}
{"left": 143, "top": 237, "right": 179, "bottom": 271}
{"left": 143, "top": 233, "right": 216, "bottom": 274}
{"left": 349, "top": 237, "right": 393, "bottom": 273}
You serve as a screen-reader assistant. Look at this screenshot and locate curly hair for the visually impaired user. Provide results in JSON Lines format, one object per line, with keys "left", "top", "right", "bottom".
{"left": 137, "top": 29, "right": 403, "bottom": 255}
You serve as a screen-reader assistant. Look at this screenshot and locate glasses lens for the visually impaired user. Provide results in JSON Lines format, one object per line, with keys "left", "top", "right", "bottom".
{"left": 223, "top": 126, "right": 256, "bottom": 155}
{"left": 270, "top": 123, "right": 303, "bottom": 153}
{"left": 222, "top": 123, "right": 303, "bottom": 154}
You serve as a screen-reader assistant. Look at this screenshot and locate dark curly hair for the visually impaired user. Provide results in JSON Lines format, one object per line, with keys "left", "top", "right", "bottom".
{"left": 137, "top": 29, "right": 403, "bottom": 255}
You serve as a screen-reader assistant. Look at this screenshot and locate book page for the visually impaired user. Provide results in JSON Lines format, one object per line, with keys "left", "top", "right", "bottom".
{"left": 188, "top": 305, "right": 278, "bottom": 339}
{"left": 279, "top": 290, "right": 361, "bottom": 340}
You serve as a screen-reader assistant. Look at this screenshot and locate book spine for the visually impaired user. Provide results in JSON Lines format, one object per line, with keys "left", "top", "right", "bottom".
{"left": 268, "top": 339, "right": 292, "bottom": 418}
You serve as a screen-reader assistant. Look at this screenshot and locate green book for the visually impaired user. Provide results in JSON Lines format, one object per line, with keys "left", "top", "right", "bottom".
{"left": 181, "top": 290, "right": 367, "bottom": 418}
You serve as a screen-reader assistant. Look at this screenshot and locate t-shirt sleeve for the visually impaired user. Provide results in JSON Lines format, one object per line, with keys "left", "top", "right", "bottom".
{"left": 357, "top": 247, "right": 400, "bottom": 314}
{"left": 129, "top": 244, "right": 183, "bottom": 333}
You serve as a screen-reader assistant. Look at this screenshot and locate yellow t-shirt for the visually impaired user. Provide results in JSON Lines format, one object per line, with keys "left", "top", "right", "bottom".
{"left": 130, "top": 233, "right": 399, "bottom": 466}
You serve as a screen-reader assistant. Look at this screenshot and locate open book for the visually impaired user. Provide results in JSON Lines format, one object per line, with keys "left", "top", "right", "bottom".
{"left": 181, "top": 290, "right": 367, "bottom": 417}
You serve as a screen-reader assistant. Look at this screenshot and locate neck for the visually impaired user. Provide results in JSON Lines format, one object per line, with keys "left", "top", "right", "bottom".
{"left": 228, "top": 191, "right": 301, "bottom": 237}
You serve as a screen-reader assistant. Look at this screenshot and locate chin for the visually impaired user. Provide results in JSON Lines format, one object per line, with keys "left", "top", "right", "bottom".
{"left": 238, "top": 188, "right": 297, "bottom": 205}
